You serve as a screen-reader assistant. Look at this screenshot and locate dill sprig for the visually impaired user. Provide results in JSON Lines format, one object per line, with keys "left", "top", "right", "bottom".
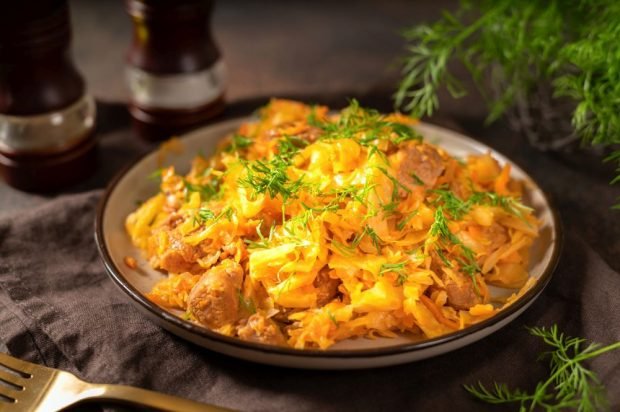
{"left": 224, "top": 134, "right": 253, "bottom": 153}
{"left": 465, "top": 325, "right": 620, "bottom": 411}
{"left": 324, "top": 181, "right": 377, "bottom": 208}
{"left": 332, "top": 225, "right": 384, "bottom": 256}
{"left": 239, "top": 153, "right": 301, "bottom": 202}
{"left": 147, "top": 168, "right": 163, "bottom": 182}
{"left": 379, "top": 262, "right": 409, "bottom": 285}
{"left": 237, "top": 290, "right": 256, "bottom": 314}
{"left": 239, "top": 158, "right": 301, "bottom": 201}
{"left": 396, "top": 0, "right": 620, "bottom": 205}
{"left": 430, "top": 186, "right": 531, "bottom": 221}
{"left": 238, "top": 134, "right": 309, "bottom": 202}
{"left": 429, "top": 206, "right": 481, "bottom": 287}
{"left": 183, "top": 177, "right": 221, "bottom": 201}
{"left": 429, "top": 206, "right": 462, "bottom": 245}
{"left": 192, "top": 207, "right": 233, "bottom": 226}
{"left": 326, "top": 309, "right": 339, "bottom": 327}
{"left": 397, "top": 209, "right": 419, "bottom": 231}
{"left": 469, "top": 191, "right": 533, "bottom": 221}
{"left": 308, "top": 99, "right": 421, "bottom": 147}
{"left": 244, "top": 220, "right": 274, "bottom": 249}
{"left": 376, "top": 166, "right": 412, "bottom": 204}
{"left": 429, "top": 188, "right": 471, "bottom": 220}
{"left": 196, "top": 208, "right": 215, "bottom": 222}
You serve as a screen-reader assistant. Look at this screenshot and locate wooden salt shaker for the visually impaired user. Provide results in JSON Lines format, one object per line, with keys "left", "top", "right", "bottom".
{"left": 125, "top": 0, "right": 226, "bottom": 141}
{"left": 0, "top": 0, "right": 97, "bottom": 191}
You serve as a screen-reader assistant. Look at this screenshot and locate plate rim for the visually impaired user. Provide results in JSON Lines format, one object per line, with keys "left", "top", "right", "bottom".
{"left": 94, "top": 118, "right": 563, "bottom": 359}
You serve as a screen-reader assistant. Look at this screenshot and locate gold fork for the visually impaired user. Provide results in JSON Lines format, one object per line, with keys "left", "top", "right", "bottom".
{"left": 0, "top": 352, "right": 232, "bottom": 411}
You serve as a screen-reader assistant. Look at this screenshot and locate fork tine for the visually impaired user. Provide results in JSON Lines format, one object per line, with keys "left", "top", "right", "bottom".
{"left": 0, "top": 382, "right": 21, "bottom": 402}
{"left": 0, "top": 369, "right": 27, "bottom": 388}
{"left": 0, "top": 353, "right": 35, "bottom": 376}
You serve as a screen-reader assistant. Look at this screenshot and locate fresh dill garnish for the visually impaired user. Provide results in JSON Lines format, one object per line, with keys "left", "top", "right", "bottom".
{"left": 225, "top": 134, "right": 253, "bottom": 153}
{"left": 376, "top": 166, "right": 412, "bottom": 202}
{"left": 306, "top": 106, "right": 322, "bottom": 126}
{"left": 465, "top": 325, "right": 620, "bottom": 411}
{"left": 429, "top": 187, "right": 470, "bottom": 220}
{"left": 379, "top": 262, "right": 407, "bottom": 276}
{"left": 332, "top": 225, "right": 383, "bottom": 255}
{"left": 238, "top": 135, "right": 308, "bottom": 202}
{"left": 429, "top": 206, "right": 460, "bottom": 244}
{"left": 430, "top": 186, "right": 531, "bottom": 221}
{"left": 397, "top": 210, "right": 419, "bottom": 231}
{"left": 197, "top": 208, "right": 215, "bottom": 222}
{"left": 381, "top": 201, "right": 399, "bottom": 215}
{"left": 193, "top": 207, "right": 233, "bottom": 226}
{"left": 396, "top": 1, "right": 620, "bottom": 205}
{"left": 367, "top": 144, "right": 389, "bottom": 163}
{"left": 455, "top": 256, "right": 481, "bottom": 295}
{"left": 378, "top": 262, "right": 411, "bottom": 286}
{"left": 222, "top": 207, "right": 234, "bottom": 221}
{"left": 429, "top": 206, "right": 481, "bottom": 287}
{"left": 276, "top": 274, "right": 295, "bottom": 299}
{"left": 239, "top": 157, "right": 304, "bottom": 201}
{"left": 148, "top": 168, "right": 163, "bottom": 182}
{"left": 435, "top": 249, "right": 453, "bottom": 268}
{"left": 301, "top": 203, "right": 340, "bottom": 213}
{"left": 349, "top": 229, "right": 366, "bottom": 249}
{"left": 410, "top": 172, "right": 424, "bottom": 186}
{"left": 389, "top": 122, "right": 423, "bottom": 144}
{"left": 244, "top": 220, "right": 273, "bottom": 249}
{"left": 237, "top": 290, "right": 256, "bottom": 314}
{"left": 278, "top": 135, "right": 309, "bottom": 155}
{"left": 395, "top": 273, "right": 409, "bottom": 286}
{"left": 201, "top": 166, "right": 213, "bottom": 177}
{"left": 326, "top": 309, "right": 339, "bottom": 327}
{"left": 310, "top": 99, "right": 421, "bottom": 148}
{"left": 331, "top": 240, "right": 356, "bottom": 257}
{"left": 458, "top": 258, "right": 479, "bottom": 279}
{"left": 283, "top": 209, "right": 315, "bottom": 237}
{"left": 327, "top": 182, "right": 377, "bottom": 207}
{"left": 183, "top": 178, "right": 221, "bottom": 201}
{"left": 469, "top": 191, "right": 532, "bottom": 221}
{"left": 363, "top": 225, "right": 383, "bottom": 253}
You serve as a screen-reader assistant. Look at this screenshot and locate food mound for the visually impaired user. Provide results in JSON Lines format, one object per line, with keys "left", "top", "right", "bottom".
{"left": 126, "top": 99, "right": 539, "bottom": 349}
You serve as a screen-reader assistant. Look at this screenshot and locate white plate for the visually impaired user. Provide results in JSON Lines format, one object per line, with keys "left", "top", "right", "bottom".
{"left": 95, "top": 119, "right": 561, "bottom": 369}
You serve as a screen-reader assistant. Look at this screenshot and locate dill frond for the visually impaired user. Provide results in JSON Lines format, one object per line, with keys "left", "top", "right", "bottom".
{"left": 397, "top": 0, "right": 620, "bottom": 206}
{"left": 465, "top": 325, "right": 620, "bottom": 411}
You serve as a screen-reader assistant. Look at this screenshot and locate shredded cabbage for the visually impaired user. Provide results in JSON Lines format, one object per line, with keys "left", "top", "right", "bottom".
{"left": 125, "top": 99, "right": 539, "bottom": 349}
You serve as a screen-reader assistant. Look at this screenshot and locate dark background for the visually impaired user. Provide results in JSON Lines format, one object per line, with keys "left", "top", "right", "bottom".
{"left": 1, "top": 0, "right": 485, "bottom": 215}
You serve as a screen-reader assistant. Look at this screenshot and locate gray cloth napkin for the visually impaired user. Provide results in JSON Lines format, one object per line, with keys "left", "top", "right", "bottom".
{"left": 0, "top": 188, "right": 619, "bottom": 412}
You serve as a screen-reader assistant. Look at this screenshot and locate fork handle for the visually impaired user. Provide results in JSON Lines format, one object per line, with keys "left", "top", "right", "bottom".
{"left": 81, "top": 383, "right": 233, "bottom": 412}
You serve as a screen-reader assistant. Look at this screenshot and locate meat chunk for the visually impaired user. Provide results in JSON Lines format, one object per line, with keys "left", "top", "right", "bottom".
{"left": 236, "top": 314, "right": 287, "bottom": 346}
{"left": 314, "top": 268, "right": 341, "bottom": 307}
{"left": 393, "top": 142, "right": 445, "bottom": 192}
{"left": 445, "top": 276, "right": 483, "bottom": 310}
{"left": 158, "top": 237, "right": 202, "bottom": 274}
{"left": 188, "top": 260, "right": 244, "bottom": 329}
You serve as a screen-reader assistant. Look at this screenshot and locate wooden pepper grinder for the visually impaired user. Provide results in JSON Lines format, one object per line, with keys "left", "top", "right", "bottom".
{"left": 0, "top": 0, "right": 97, "bottom": 191}
{"left": 126, "top": 0, "right": 226, "bottom": 141}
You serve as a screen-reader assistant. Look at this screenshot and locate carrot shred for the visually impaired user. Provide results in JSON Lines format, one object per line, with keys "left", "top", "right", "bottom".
{"left": 494, "top": 164, "right": 512, "bottom": 195}
{"left": 420, "top": 295, "right": 459, "bottom": 330}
